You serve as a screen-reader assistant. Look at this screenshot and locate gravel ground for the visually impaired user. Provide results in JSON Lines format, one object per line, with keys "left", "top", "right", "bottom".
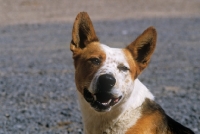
{"left": 0, "top": 17, "right": 199, "bottom": 134}
{"left": 0, "top": 1, "right": 200, "bottom": 134}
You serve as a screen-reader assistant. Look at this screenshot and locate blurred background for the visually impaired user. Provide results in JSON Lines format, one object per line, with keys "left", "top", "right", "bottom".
{"left": 0, "top": 0, "right": 199, "bottom": 133}
{"left": 1, "top": 0, "right": 200, "bottom": 25}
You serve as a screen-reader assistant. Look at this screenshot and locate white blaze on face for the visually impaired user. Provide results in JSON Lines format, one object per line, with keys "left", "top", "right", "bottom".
{"left": 89, "top": 44, "right": 134, "bottom": 98}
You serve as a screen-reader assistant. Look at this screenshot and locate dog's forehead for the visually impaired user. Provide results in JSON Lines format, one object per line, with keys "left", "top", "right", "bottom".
{"left": 100, "top": 44, "right": 129, "bottom": 66}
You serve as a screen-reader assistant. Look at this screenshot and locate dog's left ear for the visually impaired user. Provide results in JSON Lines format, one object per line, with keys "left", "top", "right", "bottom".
{"left": 70, "top": 12, "right": 99, "bottom": 55}
{"left": 126, "top": 27, "right": 157, "bottom": 75}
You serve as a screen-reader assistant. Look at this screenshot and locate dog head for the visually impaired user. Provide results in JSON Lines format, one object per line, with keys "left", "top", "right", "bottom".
{"left": 70, "top": 12, "right": 157, "bottom": 112}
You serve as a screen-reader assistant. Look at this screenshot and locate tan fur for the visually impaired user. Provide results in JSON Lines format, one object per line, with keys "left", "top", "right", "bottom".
{"left": 71, "top": 12, "right": 157, "bottom": 134}
{"left": 126, "top": 111, "right": 165, "bottom": 134}
{"left": 70, "top": 12, "right": 195, "bottom": 134}
{"left": 126, "top": 27, "right": 157, "bottom": 76}
{"left": 70, "top": 12, "right": 106, "bottom": 94}
{"left": 71, "top": 12, "right": 99, "bottom": 50}
{"left": 73, "top": 42, "right": 106, "bottom": 94}
{"left": 122, "top": 48, "right": 138, "bottom": 80}
{"left": 70, "top": 12, "right": 194, "bottom": 134}
{"left": 77, "top": 80, "right": 154, "bottom": 134}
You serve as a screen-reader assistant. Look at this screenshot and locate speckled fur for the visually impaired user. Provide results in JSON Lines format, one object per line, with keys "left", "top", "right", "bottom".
{"left": 71, "top": 12, "right": 194, "bottom": 134}
{"left": 78, "top": 44, "right": 154, "bottom": 134}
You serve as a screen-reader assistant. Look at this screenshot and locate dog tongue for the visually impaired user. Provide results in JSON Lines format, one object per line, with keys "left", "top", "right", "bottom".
{"left": 113, "top": 98, "right": 119, "bottom": 103}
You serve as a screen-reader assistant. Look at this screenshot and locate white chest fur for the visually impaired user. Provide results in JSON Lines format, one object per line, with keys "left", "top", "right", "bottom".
{"left": 77, "top": 79, "right": 154, "bottom": 134}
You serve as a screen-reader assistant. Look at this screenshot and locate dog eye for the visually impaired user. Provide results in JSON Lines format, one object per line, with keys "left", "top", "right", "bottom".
{"left": 89, "top": 58, "right": 101, "bottom": 65}
{"left": 118, "top": 65, "right": 130, "bottom": 72}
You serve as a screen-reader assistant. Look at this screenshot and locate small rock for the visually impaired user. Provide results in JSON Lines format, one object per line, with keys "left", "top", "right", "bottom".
{"left": 5, "top": 113, "right": 10, "bottom": 118}
{"left": 164, "top": 86, "right": 180, "bottom": 92}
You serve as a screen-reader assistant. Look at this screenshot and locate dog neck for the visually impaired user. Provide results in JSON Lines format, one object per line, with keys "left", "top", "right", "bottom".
{"left": 77, "top": 79, "right": 154, "bottom": 134}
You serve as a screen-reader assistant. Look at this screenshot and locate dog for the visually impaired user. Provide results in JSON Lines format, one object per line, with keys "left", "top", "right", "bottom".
{"left": 70, "top": 12, "right": 194, "bottom": 134}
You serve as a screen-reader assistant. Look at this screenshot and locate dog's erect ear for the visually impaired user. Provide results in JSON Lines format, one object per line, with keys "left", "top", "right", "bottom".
{"left": 70, "top": 12, "right": 99, "bottom": 52}
{"left": 126, "top": 27, "right": 157, "bottom": 75}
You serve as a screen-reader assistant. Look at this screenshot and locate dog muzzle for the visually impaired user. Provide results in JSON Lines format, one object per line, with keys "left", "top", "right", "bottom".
{"left": 83, "top": 74, "right": 122, "bottom": 112}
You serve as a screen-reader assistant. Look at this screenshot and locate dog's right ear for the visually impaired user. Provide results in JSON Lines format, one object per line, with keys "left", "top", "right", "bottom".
{"left": 70, "top": 12, "right": 99, "bottom": 55}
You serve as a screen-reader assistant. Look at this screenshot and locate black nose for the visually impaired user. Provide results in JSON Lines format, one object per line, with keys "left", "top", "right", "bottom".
{"left": 97, "top": 74, "right": 116, "bottom": 92}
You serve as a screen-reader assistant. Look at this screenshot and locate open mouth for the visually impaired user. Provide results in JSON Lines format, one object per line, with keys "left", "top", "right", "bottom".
{"left": 83, "top": 88, "right": 122, "bottom": 112}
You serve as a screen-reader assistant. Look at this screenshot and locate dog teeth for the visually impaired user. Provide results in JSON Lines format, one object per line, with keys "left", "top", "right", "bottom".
{"left": 94, "top": 95, "right": 97, "bottom": 101}
{"left": 107, "top": 99, "right": 112, "bottom": 104}
{"left": 101, "top": 99, "right": 112, "bottom": 106}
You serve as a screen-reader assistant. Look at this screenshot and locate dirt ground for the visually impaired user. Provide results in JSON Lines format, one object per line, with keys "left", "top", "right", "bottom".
{"left": 1, "top": 0, "right": 200, "bottom": 25}
{"left": 0, "top": 0, "right": 200, "bottom": 134}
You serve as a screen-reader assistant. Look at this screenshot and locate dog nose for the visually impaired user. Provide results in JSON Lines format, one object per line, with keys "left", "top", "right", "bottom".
{"left": 97, "top": 74, "right": 116, "bottom": 92}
